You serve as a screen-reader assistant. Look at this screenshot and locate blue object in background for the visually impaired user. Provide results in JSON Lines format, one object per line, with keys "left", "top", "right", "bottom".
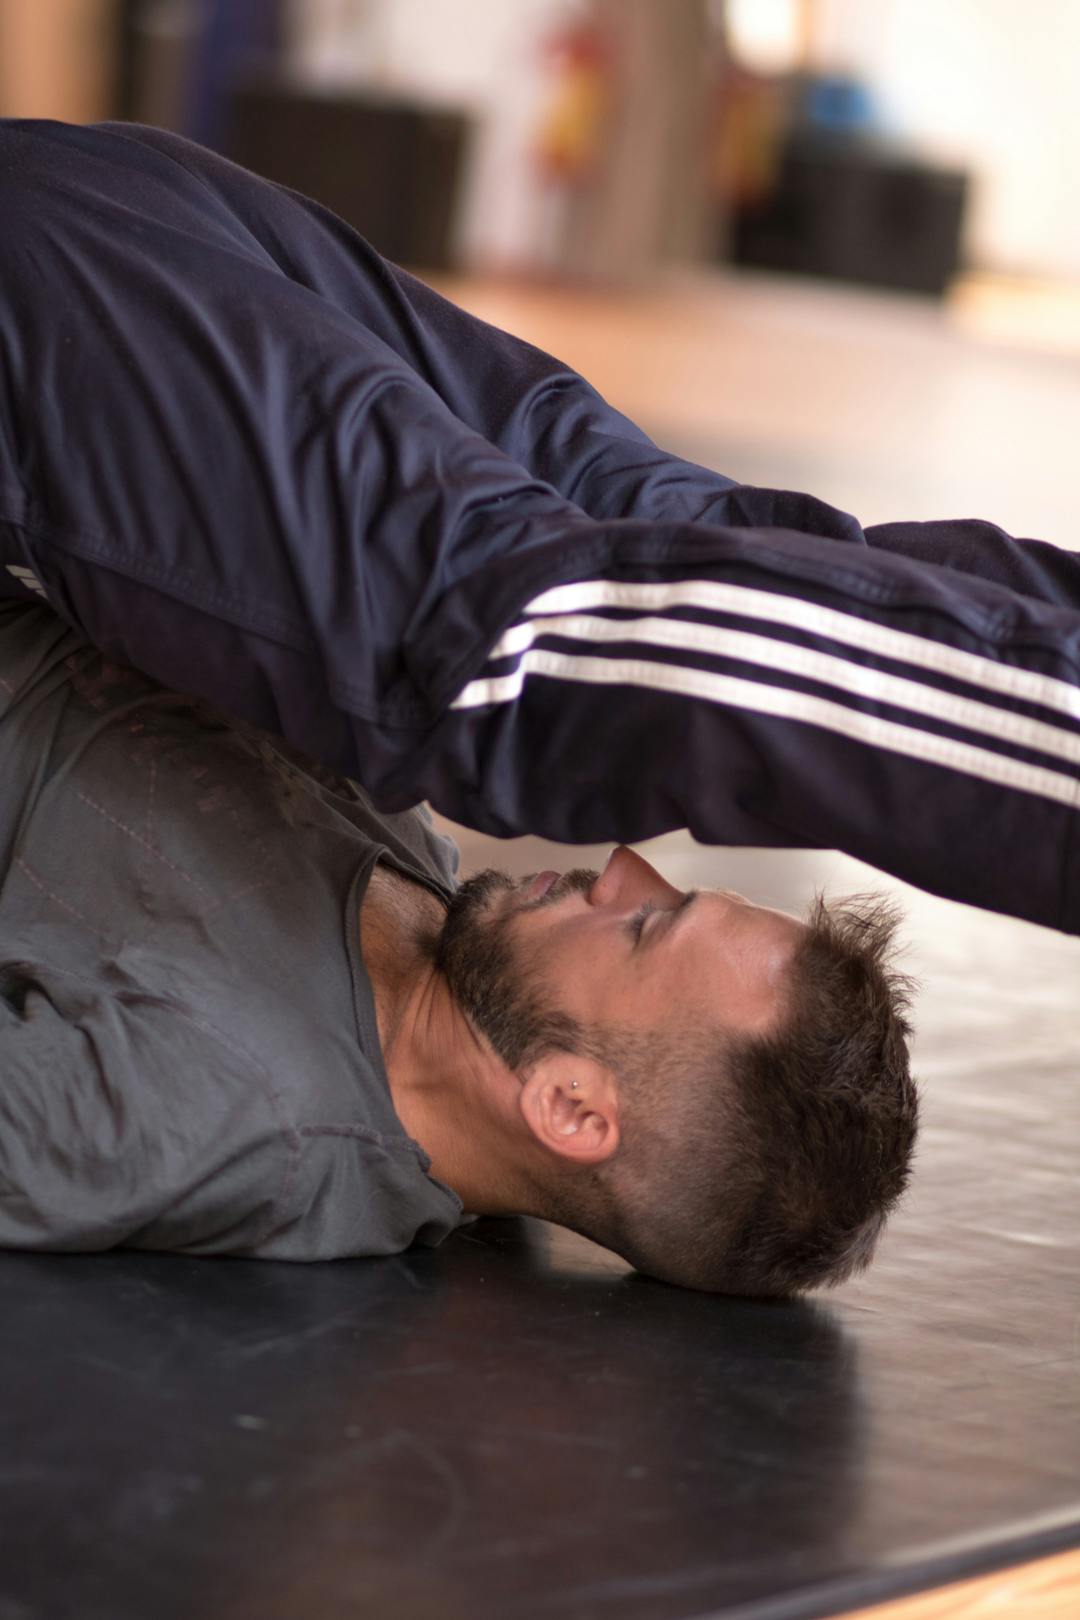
{"left": 184, "top": 0, "right": 283, "bottom": 151}
{"left": 803, "top": 73, "right": 878, "bottom": 136}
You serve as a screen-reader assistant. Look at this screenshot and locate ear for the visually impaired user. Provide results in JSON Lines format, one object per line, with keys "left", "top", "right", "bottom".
{"left": 519, "top": 1050, "right": 620, "bottom": 1166}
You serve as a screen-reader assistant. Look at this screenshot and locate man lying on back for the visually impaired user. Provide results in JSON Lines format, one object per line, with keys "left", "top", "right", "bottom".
{"left": 6, "top": 119, "right": 1075, "bottom": 1289}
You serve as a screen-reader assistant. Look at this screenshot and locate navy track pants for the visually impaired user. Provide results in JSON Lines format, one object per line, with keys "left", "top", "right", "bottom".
{"left": 1, "top": 119, "right": 1078, "bottom": 934}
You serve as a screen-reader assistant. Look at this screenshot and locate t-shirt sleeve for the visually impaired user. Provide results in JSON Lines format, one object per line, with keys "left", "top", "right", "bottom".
{"left": 0, "top": 604, "right": 297, "bottom": 1252}
{"left": 0, "top": 601, "right": 463, "bottom": 1261}
{"left": 0, "top": 964, "right": 297, "bottom": 1253}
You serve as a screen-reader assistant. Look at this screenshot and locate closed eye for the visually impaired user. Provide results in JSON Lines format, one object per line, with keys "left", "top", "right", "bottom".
{"left": 626, "top": 902, "right": 657, "bottom": 944}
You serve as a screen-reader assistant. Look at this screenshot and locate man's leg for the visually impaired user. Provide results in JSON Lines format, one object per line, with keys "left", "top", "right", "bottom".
{"left": 96, "top": 127, "right": 1079, "bottom": 599}
{"left": 84, "top": 122, "right": 866, "bottom": 540}
{"left": 79, "top": 120, "right": 1080, "bottom": 612}
{"left": 408, "top": 520, "right": 1080, "bottom": 937}
{"left": 1, "top": 120, "right": 1076, "bottom": 934}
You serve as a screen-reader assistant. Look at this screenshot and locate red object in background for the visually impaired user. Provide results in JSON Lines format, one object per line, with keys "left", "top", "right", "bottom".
{"left": 533, "top": 21, "right": 613, "bottom": 183}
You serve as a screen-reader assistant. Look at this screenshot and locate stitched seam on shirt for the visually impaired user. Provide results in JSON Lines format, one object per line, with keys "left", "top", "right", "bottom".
{"left": 15, "top": 857, "right": 96, "bottom": 930}
{"left": 145, "top": 755, "right": 157, "bottom": 846}
{"left": 299, "top": 1123, "right": 408, "bottom": 1150}
{"left": 250, "top": 1125, "right": 303, "bottom": 1252}
{"left": 75, "top": 789, "right": 215, "bottom": 900}
{"left": 298, "top": 1123, "right": 433, "bottom": 1172}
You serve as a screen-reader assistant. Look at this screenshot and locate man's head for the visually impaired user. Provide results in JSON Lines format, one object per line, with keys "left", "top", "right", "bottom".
{"left": 431, "top": 846, "right": 918, "bottom": 1296}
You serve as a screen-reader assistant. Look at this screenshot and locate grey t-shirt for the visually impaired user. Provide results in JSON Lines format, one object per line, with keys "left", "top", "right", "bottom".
{"left": 0, "top": 603, "right": 465, "bottom": 1258}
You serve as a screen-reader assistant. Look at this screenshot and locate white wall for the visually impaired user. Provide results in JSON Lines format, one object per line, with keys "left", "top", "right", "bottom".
{"left": 287, "top": 0, "right": 1080, "bottom": 280}
{"left": 287, "top": 0, "right": 574, "bottom": 268}
{"left": 815, "top": 0, "right": 1080, "bottom": 278}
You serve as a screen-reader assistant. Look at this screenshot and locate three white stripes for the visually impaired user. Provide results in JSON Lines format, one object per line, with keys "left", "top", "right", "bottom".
{"left": 5, "top": 565, "right": 46, "bottom": 600}
{"left": 450, "top": 579, "right": 1080, "bottom": 810}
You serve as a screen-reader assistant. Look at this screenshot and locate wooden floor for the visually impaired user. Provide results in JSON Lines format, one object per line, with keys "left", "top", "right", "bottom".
{"left": 430, "top": 266, "right": 1080, "bottom": 545}
{"left": 848, "top": 1545, "right": 1080, "bottom": 1619}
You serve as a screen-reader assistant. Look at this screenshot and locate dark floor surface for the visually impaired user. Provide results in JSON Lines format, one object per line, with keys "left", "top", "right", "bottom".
{"left": 2, "top": 837, "right": 1078, "bottom": 1620}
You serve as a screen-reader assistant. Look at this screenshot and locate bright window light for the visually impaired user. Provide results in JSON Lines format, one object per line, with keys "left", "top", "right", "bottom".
{"left": 718, "top": 0, "right": 805, "bottom": 75}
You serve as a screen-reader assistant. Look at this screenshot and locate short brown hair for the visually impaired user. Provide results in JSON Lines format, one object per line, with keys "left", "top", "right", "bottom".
{"left": 552, "top": 892, "right": 919, "bottom": 1295}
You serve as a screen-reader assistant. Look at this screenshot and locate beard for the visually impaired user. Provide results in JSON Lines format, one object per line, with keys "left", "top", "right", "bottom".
{"left": 432, "top": 865, "right": 601, "bottom": 1076}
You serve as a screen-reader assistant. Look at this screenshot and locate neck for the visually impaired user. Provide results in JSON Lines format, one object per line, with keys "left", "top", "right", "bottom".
{"left": 359, "top": 865, "right": 542, "bottom": 1217}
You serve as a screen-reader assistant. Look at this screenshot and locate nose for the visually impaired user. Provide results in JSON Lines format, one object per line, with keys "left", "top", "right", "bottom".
{"left": 589, "top": 845, "right": 681, "bottom": 911}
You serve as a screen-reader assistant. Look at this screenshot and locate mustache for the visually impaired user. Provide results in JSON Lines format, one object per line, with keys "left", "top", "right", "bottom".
{"left": 518, "top": 866, "right": 601, "bottom": 912}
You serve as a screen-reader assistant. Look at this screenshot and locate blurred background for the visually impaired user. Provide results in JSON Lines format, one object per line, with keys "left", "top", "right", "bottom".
{"left": 4, "top": 1, "right": 1080, "bottom": 287}
{"left": 1, "top": 0, "right": 1077, "bottom": 1041}
{"left": 2, "top": 0, "right": 1079, "bottom": 536}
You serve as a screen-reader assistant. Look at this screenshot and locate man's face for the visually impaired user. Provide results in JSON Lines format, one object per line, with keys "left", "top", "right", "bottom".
{"left": 433, "top": 845, "right": 804, "bottom": 1076}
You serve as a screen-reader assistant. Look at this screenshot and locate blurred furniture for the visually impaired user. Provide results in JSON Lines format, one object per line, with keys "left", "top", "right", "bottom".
{"left": 114, "top": 0, "right": 284, "bottom": 142}
{"left": 731, "top": 135, "right": 970, "bottom": 297}
{"left": 226, "top": 75, "right": 471, "bottom": 270}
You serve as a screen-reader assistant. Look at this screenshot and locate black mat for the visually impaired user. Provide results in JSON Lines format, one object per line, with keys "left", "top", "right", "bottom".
{"left": 2, "top": 877, "right": 1079, "bottom": 1620}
